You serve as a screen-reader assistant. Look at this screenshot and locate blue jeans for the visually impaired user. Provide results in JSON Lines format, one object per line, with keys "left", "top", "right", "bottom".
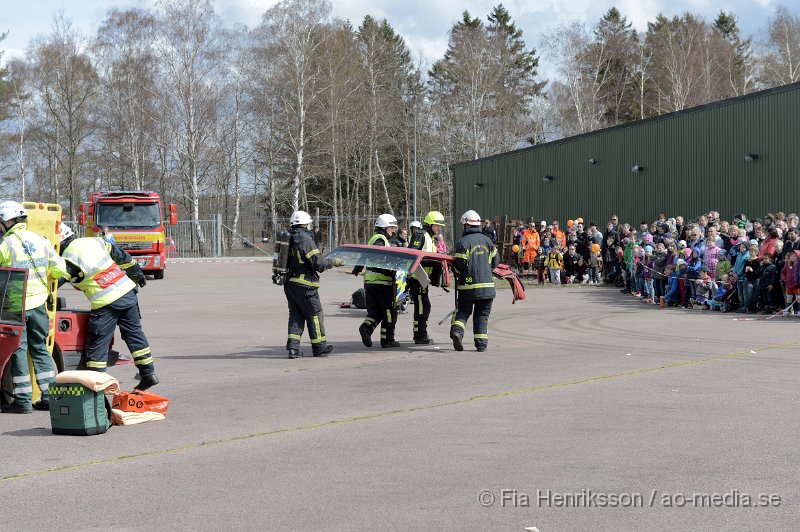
{"left": 644, "top": 279, "right": 654, "bottom": 299}
{"left": 736, "top": 278, "right": 747, "bottom": 309}
{"left": 654, "top": 278, "right": 665, "bottom": 298}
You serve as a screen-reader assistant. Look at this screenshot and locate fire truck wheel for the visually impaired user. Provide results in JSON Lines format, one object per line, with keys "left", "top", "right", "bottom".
{"left": 153, "top": 270, "right": 164, "bottom": 280}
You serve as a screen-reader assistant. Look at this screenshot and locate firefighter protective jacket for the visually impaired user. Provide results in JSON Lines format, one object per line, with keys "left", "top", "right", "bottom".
{"left": 409, "top": 228, "right": 436, "bottom": 253}
{"left": 62, "top": 237, "right": 144, "bottom": 310}
{"left": 358, "top": 229, "right": 395, "bottom": 286}
{"left": 453, "top": 227, "right": 498, "bottom": 301}
{"left": 286, "top": 228, "right": 331, "bottom": 288}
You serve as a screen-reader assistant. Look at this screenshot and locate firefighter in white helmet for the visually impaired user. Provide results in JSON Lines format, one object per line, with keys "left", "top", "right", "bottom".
{"left": 59, "top": 221, "right": 160, "bottom": 390}
{"left": 450, "top": 210, "right": 498, "bottom": 352}
{"left": 356, "top": 214, "right": 401, "bottom": 348}
{"left": 407, "top": 210, "right": 446, "bottom": 344}
{"left": 283, "top": 210, "right": 343, "bottom": 358}
{"left": 0, "top": 201, "right": 67, "bottom": 413}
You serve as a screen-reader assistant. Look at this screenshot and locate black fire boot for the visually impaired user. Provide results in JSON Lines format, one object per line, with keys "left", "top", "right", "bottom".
{"left": 288, "top": 349, "right": 303, "bottom": 359}
{"left": 313, "top": 345, "right": 334, "bottom": 357}
{"left": 450, "top": 333, "right": 464, "bottom": 352}
{"left": 134, "top": 374, "right": 159, "bottom": 392}
{"left": 359, "top": 324, "right": 373, "bottom": 347}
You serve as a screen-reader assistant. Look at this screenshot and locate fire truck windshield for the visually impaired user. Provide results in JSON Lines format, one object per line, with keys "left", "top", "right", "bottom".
{"left": 96, "top": 202, "right": 161, "bottom": 229}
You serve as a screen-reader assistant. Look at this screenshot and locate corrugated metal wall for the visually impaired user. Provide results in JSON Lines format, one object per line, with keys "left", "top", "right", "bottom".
{"left": 453, "top": 83, "right": 800, "bottom": 226}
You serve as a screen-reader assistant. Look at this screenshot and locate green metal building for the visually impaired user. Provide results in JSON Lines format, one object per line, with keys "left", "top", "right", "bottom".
{"left": 452, "top": 82, "right": 800, "bottom": 227}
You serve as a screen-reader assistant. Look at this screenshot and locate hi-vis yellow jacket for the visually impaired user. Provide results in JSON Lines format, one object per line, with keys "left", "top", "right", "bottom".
{"left": 0, "top": 223, "right": 67, "bottom": 311}
{"left": 62, "top": 237, "right": 141, "bottom": 310}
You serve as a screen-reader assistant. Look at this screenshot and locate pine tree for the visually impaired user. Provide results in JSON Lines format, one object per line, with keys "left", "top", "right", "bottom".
{"left": 592, "top": 7, "right": 638, "bottom": 124}
{"left": 714, "top": 11, "right": 753, "bottom": 95}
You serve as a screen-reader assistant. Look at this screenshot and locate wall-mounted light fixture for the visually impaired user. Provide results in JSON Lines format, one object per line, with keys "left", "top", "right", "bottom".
{"left": 473, "top": 182, "right": 484, "bottom": 188}
{"left": 543, "top": 175, "right": 554, "bottom": 182}
{"left": 744, "top": 153, "right": 759, "bottom": 162}
{"left": 632, "top": 165, "right": 644, "bottom": 173}
{"left": 588, "top": 158, "right": 597, "bottom": 165}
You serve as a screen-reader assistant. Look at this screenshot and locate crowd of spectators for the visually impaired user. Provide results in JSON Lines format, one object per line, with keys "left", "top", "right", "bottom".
{"left": 509, "top": 211, "right": 800, "bottom": 315}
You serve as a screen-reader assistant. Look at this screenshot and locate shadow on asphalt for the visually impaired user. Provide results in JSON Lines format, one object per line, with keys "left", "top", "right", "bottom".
{"left": 2, "top": 427, "right": 50, "bottom": 437}
{"left": 157, "top": 341, "right": 376, "bottom": 360}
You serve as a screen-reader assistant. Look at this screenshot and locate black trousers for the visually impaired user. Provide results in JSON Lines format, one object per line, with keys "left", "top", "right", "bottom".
{"left": 409, "top": 280, "right": 431, "bottom": 340}
{"left": 361, "top": 284, "right": 397, "bottom": 343}
{"left": 450, "top": 298, "right": 493, "bottom": 350}
{"left": 285, "top": 282, "right": 328, "bottom": 353}
{"left": 86, "top": 290, "right": 154, "bottom": 377}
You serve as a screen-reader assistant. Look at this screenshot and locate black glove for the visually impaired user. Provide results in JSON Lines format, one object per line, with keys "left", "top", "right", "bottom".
{"left": 137, "top": 276, "right": 147, "bottom": 288}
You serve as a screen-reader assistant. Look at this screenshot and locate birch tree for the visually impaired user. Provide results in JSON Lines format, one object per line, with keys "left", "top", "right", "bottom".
{"left": 94, "top": 8, "right": 159, "bottom": 190}
{"left": 255, "top": 0, "right": 331, "bottom": 212}
{"left": 154, "top": 0, "right": 221, "bottom": 254}
{"left": 760, "top": 6, "right": 800, "bottom": 86}
{"left": 28, "top": 16, "right": 98, "bottom": 217}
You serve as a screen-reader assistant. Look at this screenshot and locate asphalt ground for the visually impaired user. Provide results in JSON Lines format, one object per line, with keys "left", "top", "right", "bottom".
{"left": 2, "top": 260, "right": 799, "bottom": 530}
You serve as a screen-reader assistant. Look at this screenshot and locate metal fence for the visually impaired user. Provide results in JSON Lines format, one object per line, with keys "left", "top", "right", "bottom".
{"left": 64, "top": 213, "right": 455, "bottom": 259}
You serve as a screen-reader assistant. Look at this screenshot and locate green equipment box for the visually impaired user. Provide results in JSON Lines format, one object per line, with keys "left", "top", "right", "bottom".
{"left": 49, "top": 384, "right": 111, "bottom": 436}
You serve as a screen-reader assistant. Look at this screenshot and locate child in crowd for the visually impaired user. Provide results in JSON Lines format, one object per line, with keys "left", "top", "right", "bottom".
{"left": 758, "top": 254, "right": 781, "bottom": 314}
{"left": 715, "top": 249, "right": 730, "bottom": 280}
{"left": 642, "top": 246, "right": 655, "bottom": 303}
{"left": 781, "top": 251, "right": 800, "bottom": 315}
{"left": 589, "top": 243, "right": 603, "bottom": 284}
{"left": 434, "top": 233, "right": 446, "bottom": 254}
{"left": 692, "top": 267, "right": 717, "bottom": 308}
{"left": 575, "top": 256, "right": 588, "bottom": 283}
{"left": 633, "top": 246, "right": 645, "bottom": 297}
{"left": 703, "top": 238, "right": 721, "bottom": 274}
{"left": 662, "top": 263, "right": 682, "bottom": 307}
{"left": 622, "top": 238, "right": 635, "bottom": 293}
{"left": 546, "top": 240, "right": 563, "bottom": 285}
{"left": 707, "top": 275, "right": 737, "bottom": 312}
{"left": 733, "top": 241, "right": 749, "bottom": 311}
{"left": 652, "top": 242, "right": 667, "bottom": 300}
{"left": 536, "top": 236, "right": 551, "bottom": 285}
{"left": 686, "top": 249, "right": 703, "bottom": 300}
{"left": 742, "top": 245, "right": 762, "bottom": 313}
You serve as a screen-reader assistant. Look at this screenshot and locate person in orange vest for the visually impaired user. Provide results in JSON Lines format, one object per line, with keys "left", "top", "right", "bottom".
{"left": 521, "top": 222, "right": 540, "bottom": 276}
{"left": 552, "top": 219, "right": 567, "bottom": 249}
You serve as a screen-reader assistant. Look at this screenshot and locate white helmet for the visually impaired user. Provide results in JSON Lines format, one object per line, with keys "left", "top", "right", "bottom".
{"left": 59, "top": 222, "right": 75, "bottom": 242}
{"left": 290, "top": 210, "right": 313, "bottom": 226}
{"left": 375, "top": 214, "right": 398, "bottom": 228}
{"left": 409, "top": 220, "right": 423, "bottom": 230}
{"left": 460, "top": 210, "right": 481, "bottom": 226}
{"left": 0, "top": 201, "right": 26, "bottom": 223}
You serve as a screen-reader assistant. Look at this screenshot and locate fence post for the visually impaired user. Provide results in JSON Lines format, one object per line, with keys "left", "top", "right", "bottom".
{"left": 216, "top": 213, "right": 222, "bottom": 257}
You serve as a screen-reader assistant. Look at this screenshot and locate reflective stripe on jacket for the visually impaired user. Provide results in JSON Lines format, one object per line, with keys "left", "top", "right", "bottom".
{"left": 453, "top": 227, "right": 498, "bottom": 301}
{"left": 0, "top": 223, "right": 67, "bottom": 310}
{"left": 62, "top": 237, "right": 136, "bottom": 310}
{"left": 286, "top": 228, "right": 330, "bottom": 288}
{"left": 365, "top": 232, "right": 393, "bottom": 285}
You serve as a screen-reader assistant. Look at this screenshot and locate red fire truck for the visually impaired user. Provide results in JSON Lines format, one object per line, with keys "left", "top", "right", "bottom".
{"left": 78, "top": 191, "right": 177, "bottom": 279}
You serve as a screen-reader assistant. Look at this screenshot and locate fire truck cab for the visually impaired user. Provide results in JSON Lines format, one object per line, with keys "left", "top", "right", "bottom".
{"left": 78, "top": 191, "right": 177, "bottom": 279}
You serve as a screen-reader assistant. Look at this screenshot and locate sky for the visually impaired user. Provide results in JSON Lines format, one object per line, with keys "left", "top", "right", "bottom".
{"left": 0, "top": 0, "right": 785, "bottom": 79}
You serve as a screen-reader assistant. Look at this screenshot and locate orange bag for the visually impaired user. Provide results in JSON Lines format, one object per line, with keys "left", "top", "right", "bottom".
{"left": 113, "top": 391, "right": 170, "bottom": 416}
{"left": 114, "top": 392, "right": 146, "bottom": 413}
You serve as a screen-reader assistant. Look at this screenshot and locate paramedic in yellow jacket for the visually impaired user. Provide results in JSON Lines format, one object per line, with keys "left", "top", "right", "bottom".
{"left": 58, "top": 224, "right": 158, "bottom": 391}
{"left": 0, "top": 201, "right": 67, "bottom": 414}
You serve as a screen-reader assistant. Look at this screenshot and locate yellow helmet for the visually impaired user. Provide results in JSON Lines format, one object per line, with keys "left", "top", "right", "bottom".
{"left": 423, "top": 210, "right": 446, "bottom": 226}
